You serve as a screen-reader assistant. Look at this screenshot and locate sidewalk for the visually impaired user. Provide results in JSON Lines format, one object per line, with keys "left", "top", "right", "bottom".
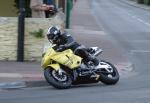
{"left": 0, "top": 0, "right": 133, "bottom": 89}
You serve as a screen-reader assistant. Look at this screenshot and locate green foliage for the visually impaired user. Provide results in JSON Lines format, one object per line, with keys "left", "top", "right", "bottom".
{"left": 14, "top": 0, "right": 31, "bottom": 17}
{"left": 30, "top": 29, "right": 44, "bottom": 38}
{"left": 137, "top": 0, "right": 144, "bottom": 4}
{"left": 137, "top": 0, "right": 150, "bottom": 5}
{"left": 144, "top": 0, "right": 150, "bottom": 5}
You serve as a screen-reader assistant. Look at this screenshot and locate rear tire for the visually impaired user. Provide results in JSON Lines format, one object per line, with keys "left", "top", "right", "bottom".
{"left": 44, "top": 68, "right": 72, "bottom": 89}
{"left": 99, "top": 60, "right": 119, "bottom": 85}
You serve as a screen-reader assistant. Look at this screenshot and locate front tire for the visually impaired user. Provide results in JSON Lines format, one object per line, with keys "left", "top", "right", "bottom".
{"left": 44, "top": 68, "right": 72, "bottom": 89}
{"left": 99, "top": 60, "right": 119, "bottom": 85}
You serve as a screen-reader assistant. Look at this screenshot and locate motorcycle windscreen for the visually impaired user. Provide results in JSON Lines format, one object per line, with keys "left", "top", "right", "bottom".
{"left": 51, "top": 49, "right": 82, "bottom": 69}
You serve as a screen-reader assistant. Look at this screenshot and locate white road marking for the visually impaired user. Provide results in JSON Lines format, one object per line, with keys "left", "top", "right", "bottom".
{"left": 131, "top": 15, "right": 136, "bottom": 19}
{"left": 134, "top": 17, "right": 150, "bottom": 27}
{"left": 145, "top": 22, "right": 150, "bottom": 26}
{"left": 71, "top": 29, "right": 106, "bottom": 35}
{"left": 137, "top": 18, "right": 144, "bottom": 22}
{"left": 132, "top": 40, "right": 150, "bottom": 43}
{"left": 131, "top": 50, "right": 150, "bottom": 53}
{"left": 126, "top": 12, "right": 150, "bottom": 27}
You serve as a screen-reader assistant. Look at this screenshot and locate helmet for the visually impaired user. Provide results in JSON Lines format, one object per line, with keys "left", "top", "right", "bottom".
{"left": 47, "top": 26, "right": 61, "bottom": 43}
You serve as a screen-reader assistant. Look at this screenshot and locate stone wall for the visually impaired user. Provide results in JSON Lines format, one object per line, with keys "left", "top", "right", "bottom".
{"left": 0, "top": 13, "right": 65, "bottom": 61}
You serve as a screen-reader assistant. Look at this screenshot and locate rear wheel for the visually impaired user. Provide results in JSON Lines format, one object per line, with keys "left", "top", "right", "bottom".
{"left": 99, "top": 60, "right": 119, "bottom": 85}
{"left": 44, "top": 68, "right": 72, "bottom": 89}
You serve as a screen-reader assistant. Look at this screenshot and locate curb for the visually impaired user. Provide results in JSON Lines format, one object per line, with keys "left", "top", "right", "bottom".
{"left": 0, "top": 82, "right": 26, "bottom": 89}
{"left": 0, "top": 80, "right": 49, "bottom": 90}
{"left": 0, "top": 63, "right": 134, "bottom": 90}
{"left": 120, "top": 0, "right": 150, "bottom": 10}
{"left": 0, "top": 73, "right": 49, "bottom": 90}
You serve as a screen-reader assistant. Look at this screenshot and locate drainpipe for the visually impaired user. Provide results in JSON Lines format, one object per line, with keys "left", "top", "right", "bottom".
{"left": 17, "top": 0, "right": 25, "bottom": 62}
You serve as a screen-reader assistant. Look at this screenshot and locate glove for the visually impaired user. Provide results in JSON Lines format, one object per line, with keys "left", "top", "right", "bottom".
{"left": 57, "top": 45, "right": 66, "bottom": 52}
{"left": 59, "top": 45, "right": 66, "bottom": 49}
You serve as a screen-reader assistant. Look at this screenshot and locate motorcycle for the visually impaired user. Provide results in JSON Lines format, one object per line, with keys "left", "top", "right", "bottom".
{"left": 41, "top": 46, "right": 119, "bottom": 89}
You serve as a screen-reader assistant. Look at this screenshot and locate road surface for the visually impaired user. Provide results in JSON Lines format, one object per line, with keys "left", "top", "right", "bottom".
{"left": 1, "top": 0, "right": 150, "bottom": 103}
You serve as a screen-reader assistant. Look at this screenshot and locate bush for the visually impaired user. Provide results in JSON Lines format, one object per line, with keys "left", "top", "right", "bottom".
{"left": 144, "top": 0, "right": 150, "bottom": 5}
{"left": 14, "top": 0, "right": 31, "bottom": 17}
{"left": 29, "top": 29, "right": 44, "bottom": 38}
{"left": 137, "top": 0, "right": 144, "bottom": 3}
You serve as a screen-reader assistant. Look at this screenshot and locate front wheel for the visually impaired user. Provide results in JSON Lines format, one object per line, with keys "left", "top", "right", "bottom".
{"left": 44, "top": 68, "right": 72, "bottom": 89}
{"left": 99, "top": 60, "right": 119, "bottom": 85}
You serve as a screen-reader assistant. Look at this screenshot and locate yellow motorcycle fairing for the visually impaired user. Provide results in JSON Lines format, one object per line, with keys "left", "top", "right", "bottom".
{"left": 42, "top": 48, "right": 82, "bottom": 70}
{"left": 47, "top": 64, "right": 60, "bottom": 71}
{"left": 42, "top": 48, "right": 56, "bottom": 69}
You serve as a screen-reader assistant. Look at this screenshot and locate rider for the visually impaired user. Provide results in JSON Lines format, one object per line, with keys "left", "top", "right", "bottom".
{"left": 47, "top": 26, "right": 101, "bottom": 69}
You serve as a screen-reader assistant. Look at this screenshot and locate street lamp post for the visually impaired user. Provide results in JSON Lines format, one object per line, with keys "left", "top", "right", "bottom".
{"left": 17, "top": 0, "right": 25, "bottom": 62}
{"left": 66, "top": 0, "right": 72, "bottom": 28}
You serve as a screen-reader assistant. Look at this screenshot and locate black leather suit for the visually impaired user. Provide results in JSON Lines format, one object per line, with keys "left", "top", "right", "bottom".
{"left": 52, "top": 32, "right": 99, "bottom": 65}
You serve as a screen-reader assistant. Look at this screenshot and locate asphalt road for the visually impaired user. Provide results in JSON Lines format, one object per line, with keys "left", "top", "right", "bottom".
{"left": 91, "top": 0, "right": 150, "bottom": 76}
{"left": 1, "top": 0, "right": 150, "bottom": 103}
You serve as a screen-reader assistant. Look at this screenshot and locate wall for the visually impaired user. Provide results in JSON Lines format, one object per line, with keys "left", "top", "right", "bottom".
{"left": 0, "top": 13, "right": 65, "bottom": 61}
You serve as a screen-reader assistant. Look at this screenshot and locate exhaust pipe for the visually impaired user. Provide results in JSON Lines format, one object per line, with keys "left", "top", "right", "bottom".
{"left": 94, "top": 49, "right": 103, "bottom": 56}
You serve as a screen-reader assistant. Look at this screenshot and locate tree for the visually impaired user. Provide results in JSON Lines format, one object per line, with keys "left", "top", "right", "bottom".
{"left": 14, "top": 0, "right": 31, "bottom": 17}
